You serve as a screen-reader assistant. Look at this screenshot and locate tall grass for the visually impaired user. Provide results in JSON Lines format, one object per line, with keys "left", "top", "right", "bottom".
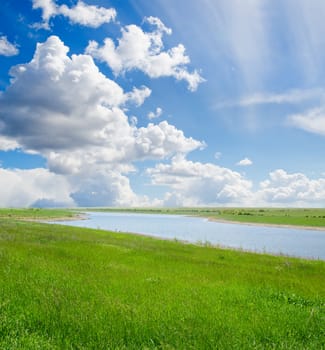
{"left": 0, "top": 208, "right": 76, "bottom": 220}
{"left": 0, "top": 219, "right": 324, "bottom": 349}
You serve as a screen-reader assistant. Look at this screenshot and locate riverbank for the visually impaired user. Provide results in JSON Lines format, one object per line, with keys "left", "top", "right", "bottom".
{"left": 0, "top": 219, "right": 324, "bottom": 349}
{"left": 206, "top": 216, "right": 325, "bottom": 231}
{"left": 0, "top": 208, "right": 79, "bottom": 220}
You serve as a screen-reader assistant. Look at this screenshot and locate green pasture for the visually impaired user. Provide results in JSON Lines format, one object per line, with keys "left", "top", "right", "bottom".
{"left": 0, "top": 214, "right": 324, "bottom": 349}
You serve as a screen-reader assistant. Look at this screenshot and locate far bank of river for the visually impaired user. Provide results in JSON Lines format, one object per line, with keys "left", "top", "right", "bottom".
{"left": 206, "top": 216, "right": 325, "bottom": 231}
{"left": 51, "top": 211, "right": 325, "bottom": 260}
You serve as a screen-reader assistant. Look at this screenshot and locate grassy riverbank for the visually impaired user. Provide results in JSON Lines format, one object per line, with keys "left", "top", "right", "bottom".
{"left": 89, "top": 207, "right": 325, "bottom": 228}
{"left": 0, "top": 218, "right": 324, "bottom": 349}
{"left": 0, "top": 208, "right": 77, "bottom": 220}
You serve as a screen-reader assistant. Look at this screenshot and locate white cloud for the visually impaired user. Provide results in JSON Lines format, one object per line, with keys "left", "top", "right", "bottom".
{"left": 214, "top": 151, "right": 222, "bottom": 160}
{"left": 2, "top": 36, "right": 325, "bottom": 207}
{"left": 32, "top": 0, "right": 60, "bottom": 29}
{"left": 59, "top": 1, "right": 116, "bottom": 28}
{"left": 0, "top": 166, "right": 153, "bottom": 208}
{"left": 258, "top": 169, "right": 325, "bottom": 205}
{"left": 145, "top": 16, "right": 172, "bottom": 35}
{"left": 0, "top": 36, "right": 128, "bottom": 152}
{"left": 0, "top": 35, "right": 203, "bottom": 159}
{"left": 129, "top": 116, "right": 138, "bottom": 127}
{"left": 32, "top": 0, "right": 116, "bottom": 29}
{"left": 288, "top": 107, "right": 325, "bottom": 136}
{"left": 86, "top": 17, "right": 204, "bottom": 91}
{"left": 147, "top": 155, "right": 253, "bottom": 206}
{"left": 33, "top": 0, "right": 58, "bottom": 29}
{"left": 236, "top": 157, "right": 253, "bottom": 166}
{"left": 70, "top": 169, "right": 153, "bottom": 207}
{"left": 217, "top": 88, "right": 325, "bottom": 108}
{"left": 0, "top": 136, "right": 20, "bottom": 151}
{"left": 146, "top": 159, "right": 325, "bottom": 207}
{"left": 126, "top": 86, "right": 151, "bottom": 107}
{"left": 0, "top": 36, "right": 204, "bottom": 207}
{"left": 134, "top": 122, "right": 204, "bottom": 160}
{"left": 148, "top": 107, "right": 162, "bottom": 120}
{"left": 0, "top": 167, "right": 74, "bottom": 207}
{"left": 0, "top": 36, "right": 19, "bottom": 56}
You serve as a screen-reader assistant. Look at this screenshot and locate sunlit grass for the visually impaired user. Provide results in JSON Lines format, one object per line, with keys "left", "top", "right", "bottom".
{"left": 0, "top": 208, "right": 77, "bottom": 220}
{"left": 0, "top": 219, "right": 324, "bottom": 349}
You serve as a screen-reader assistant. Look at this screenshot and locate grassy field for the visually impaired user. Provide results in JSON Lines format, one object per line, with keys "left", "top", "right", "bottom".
{"left": 88, "top": 207, "right": 325, "bottom": 228}
{"left": 0, "top": 208, "right": 77, "bottom": 220}
{"left": 0, "top": 216, "right": 324, "bottom": 349}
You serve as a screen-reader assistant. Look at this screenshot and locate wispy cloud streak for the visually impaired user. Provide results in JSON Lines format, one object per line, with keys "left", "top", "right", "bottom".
{"left": 215, "top": 88, "right": 325, "bottom": 108}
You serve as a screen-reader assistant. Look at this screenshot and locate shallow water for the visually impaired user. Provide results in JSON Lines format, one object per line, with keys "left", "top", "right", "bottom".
{"left": 54, "top": 212, "right": 325, "bottom": 260}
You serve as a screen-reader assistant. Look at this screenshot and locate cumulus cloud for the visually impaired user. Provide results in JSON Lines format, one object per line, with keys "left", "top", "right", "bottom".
{"left": 32, "top": 0, "right": 116, "bottom": 29}
{"left": 129, "top": 116, "right": 138, "bottom": 127}
{"left": 148, "top": 107, "right": 162, "bottom": 120}
{"left": 145, "top": 16, "right": 172, "bottom": 36}
{"left": 0, "top": 36, "right": 201, "bottom": 156}
{"left": 257, "top": 169, "right": 325, "bottom": 205}
{"left": 147, "top": 155, "right": 253, "bottom": 206}
{"left": 0, "top": 167, "right": 74, "bottom": 207}
{"left": 0, "top": 36, "right": 19, "bottom": 56}
{"left": 70, "top": 170, "right": 151, "bottom": 207}
{"left": 236, "top": 157, "right": 253, "bottom": 166}
{"left": 0, "top": 36, "right": 204, "bottom": 207}
{"left": 146, "top": 159, "right": 325, "bottom": 207}
{"left": 134, "top": 122, "right": 204, "bottom": 160}
{"left": 288, "top": 107, "right": 325, "bottom": 136}
{"left": 32, "top": 0, "right": 57, "bottom": 29}
{"left": 126, "top": 86, "right": 151, "bottom": 107}
{"left": 86, "top": 17, "right": 204, "bottom": 91}
{"left": 59, "top": 1, "right": 116, "bottom": 27}
{"left": 3, "top": 37, "right": 325, "bottom": 207}
{"left": 0, "top": 36, "right": 127, "bottom": 152}
{"left": 0, "top": 166, "right": 152, "bottom": 208}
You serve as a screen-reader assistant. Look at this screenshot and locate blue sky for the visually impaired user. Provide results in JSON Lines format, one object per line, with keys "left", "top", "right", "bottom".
{"left": 0, "top": 0, "right": 325, "bottom": 207}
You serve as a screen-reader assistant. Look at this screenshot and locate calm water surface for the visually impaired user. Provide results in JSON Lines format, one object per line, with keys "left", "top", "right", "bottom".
{"left": 55, "top": 212, "right": 325, "bottom": 260}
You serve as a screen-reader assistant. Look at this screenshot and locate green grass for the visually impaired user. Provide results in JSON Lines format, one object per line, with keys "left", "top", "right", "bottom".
{"left": 208, "top": 208, "right": 325, "bottom": 227}
{"left": 0, "top": 218, "right": 324, "bottom": 349}
{"left": 87, "top": 207, "right": 325, "bottom": 228}
{"left": 0, "top": 208, "right": 78, "bottom": 220}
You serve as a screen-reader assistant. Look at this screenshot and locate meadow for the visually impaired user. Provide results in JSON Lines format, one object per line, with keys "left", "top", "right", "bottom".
{"left": 0, "top": 209, "right": 324, "bottom": 349}
{"left": 0, "top": 208, "right": 76, "bottom": 220}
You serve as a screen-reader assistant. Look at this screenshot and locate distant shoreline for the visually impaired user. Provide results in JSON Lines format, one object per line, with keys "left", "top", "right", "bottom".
{"left": 16, "top": 214, "right": 87, "bottom": 222}
{"left": 206, "top": 216, "right": 325, "bottom": 231}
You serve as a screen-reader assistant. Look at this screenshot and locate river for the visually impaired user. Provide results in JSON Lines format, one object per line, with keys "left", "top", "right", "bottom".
{"left": 53, "top": 211, "right": 325, "bottom": 260}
